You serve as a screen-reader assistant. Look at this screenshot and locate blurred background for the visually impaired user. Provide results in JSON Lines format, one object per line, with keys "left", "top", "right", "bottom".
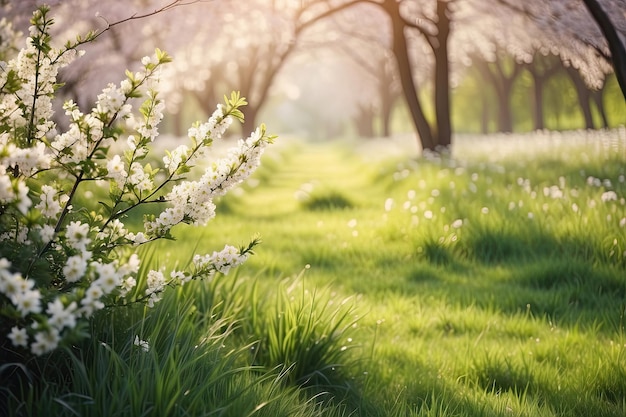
{"left": 1, "top": 0, "right": 625, "bottom": 147}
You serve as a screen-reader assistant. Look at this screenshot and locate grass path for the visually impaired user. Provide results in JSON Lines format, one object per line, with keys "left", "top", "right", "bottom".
{"left": 242, "top": 140, "right": 381, "bottom": 216}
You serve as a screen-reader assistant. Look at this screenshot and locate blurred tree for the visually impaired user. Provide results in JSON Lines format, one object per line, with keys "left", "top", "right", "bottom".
{"left": 524, "top": 53, "right": 563, "bottom": 131}
{"left": 494, "top": 0, "right": 625, "bottom": 99}
{"left": 297, "top": 0, "right": 466, "bottom": 151}
{"left": 581, "top": 0, "right": 626, "bottom": 96}
{"left": 473, "top": 49, "right": 524, "bottom": 133}
{"left": 328, "top": 4, "right": 401, "bottom": 137}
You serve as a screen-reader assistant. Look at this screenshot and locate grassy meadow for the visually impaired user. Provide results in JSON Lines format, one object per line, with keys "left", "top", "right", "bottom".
{"left": 6, "top": 128, "right": 626, "bottom": 416}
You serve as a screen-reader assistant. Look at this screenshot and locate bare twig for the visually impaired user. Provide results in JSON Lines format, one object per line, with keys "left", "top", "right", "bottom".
{"left": 93, "top": 0, "right": 206, "bottom": 41}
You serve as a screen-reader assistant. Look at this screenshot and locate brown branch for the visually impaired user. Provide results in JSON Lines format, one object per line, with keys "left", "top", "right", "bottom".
{"left": 93, "top": 0, "right": 207, "bottom": 41}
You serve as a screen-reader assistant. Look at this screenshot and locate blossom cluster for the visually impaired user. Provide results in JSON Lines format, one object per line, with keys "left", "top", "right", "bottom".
{"left": 0, "top": 7, "right": 274, "bottom": 357}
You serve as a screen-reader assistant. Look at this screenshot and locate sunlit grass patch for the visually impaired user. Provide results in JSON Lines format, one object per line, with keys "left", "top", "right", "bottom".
{"left": 297, "top": 185, "right": 356, "bottom": 211}
{"left": 247, "top": 275, "right": 362, "bottom": 388}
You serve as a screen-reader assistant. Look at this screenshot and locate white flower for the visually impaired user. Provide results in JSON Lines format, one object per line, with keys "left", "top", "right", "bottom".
{"left": 451, "top": 219, "right": 463, "bottom": 229}
{"left": 120, "top": 276, "right": 136, "bottom": 296}
{"left": 384, "top": 198, "right": 394, "bottom": 212}
{"left": 0, "top": 264, "right": 22, "bottom": 297}
{"left": 46, "top": 299, "right": 77, "bottom": 330}
{"left": 203, "top": 245, "right": 249, "bottom": 275}
{"left": 171, "top": 270, "right": 191, "bottom": 285}
{"left": 38, "top": 224, "right": 55, "bottom": 243}
{"left": 8, "top": 326, "right": 28, "bottom": 348}
{"left": 63, "top": 254, "right": 89, "bottom": 283}
{"left": 93, "top": 262, "right": 120, "bottom": 294}
{"left": 163, "top": 144, "right": 190, "bottom": 174}
{"left": 146, "top": 270, "right": 165, "bottom": 292}
{"left": 141, "top": 55, "right": 158, "bottom": 66}
{"left": 126, "top": 232, "right": 148, "bottom": 245}
{"left": 134, "top": 335, "right": 150, "bottom": 352}
{"left": 97, "top": 219, "right": 128, "bottom": 244}
{"left": 79, "top": 283, "right": 105, "bottom": 317}
{"left": 15, "top": 181, "right": 31, "bottom": 214}
{"left": 95, "top": 83, "right": 127, "bottom": 118}
{"left": 601, "top": 191, "right": 618, "bottom": 202}
{"left": 65, "top": 221, "right": 91, "bottom": 251}
{"left": 11, "top": 288, "right": 42, "bottom": 317}
{"left": 145, "top": 269, "right": 166, "bottom": 307}
{"left": 30, "top": 328, "right": 60, "bottom": 356}
{"left": 118, "top": 253, "right": 140, "bottom": 276}
{"left": 0, "top": 172, "right": 15, "bottom": 203}
{"left": 107, "top": 154, "right": 127, "bottom": 187}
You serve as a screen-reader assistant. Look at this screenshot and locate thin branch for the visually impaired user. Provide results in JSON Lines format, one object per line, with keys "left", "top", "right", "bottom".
{"left": 92, "top": 0, "right": 207, "bottom": 42}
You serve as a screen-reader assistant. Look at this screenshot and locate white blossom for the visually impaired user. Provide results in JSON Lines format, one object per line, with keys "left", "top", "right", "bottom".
{"left": 8, "top": 326, "right": 28, "bottom": 348}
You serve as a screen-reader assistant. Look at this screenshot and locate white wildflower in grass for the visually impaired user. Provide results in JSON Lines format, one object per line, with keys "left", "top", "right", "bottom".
{"left": 134, "top": 335, "right": 150, "bottom": 352}
{"left": 601, "top": 191, "right": 618, "bottom": 202}
{"left": 0, "top": 7, "right": 274, "bottom": 358}
{"left": 451, "top": 219, "right": 463, "bottom": 229}
{"left": 384, "top": 198, "right": 394, "bottom": 212}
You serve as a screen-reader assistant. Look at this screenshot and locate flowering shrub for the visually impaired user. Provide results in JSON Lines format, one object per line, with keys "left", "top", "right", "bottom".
{"left": 0, "top": 7, "right": 274, "bottom": 357}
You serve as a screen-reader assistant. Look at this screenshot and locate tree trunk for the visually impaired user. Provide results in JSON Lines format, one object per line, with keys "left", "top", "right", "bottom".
{"left": 383, "top": 0, "right": 435, "bottom": 151}
{"left": 433, "top": 0, "right": 452, "bottom": 148}
{"left": 565, "top": 66, "right": 594, "bottom": 129}
{"left": 354, "top": 104, "right": 376, "bottom": 137}
{"left": 497, "top": 87, "right": 514, "bottom": 133}
{"left": 379, "top": 68, "right": 395, "bottom": 138}
{"left": 475, "top": 56, "right": 521, "bottom": 133}
{"left": 591, "top": 86, "right": 609, "bottom": 128}
{"left": 531, "top": 76, "right": 545, "bottom": 131}
{"left": 582, "top": 0, "right": 626, "bottom": 100}
{"left": 481, "top": 93, "right": 490, "bottom": 134}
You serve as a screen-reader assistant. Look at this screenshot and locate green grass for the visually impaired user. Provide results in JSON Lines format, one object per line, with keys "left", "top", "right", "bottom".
{"left": 4, "top": 130, "right": 626, "bottom": 416}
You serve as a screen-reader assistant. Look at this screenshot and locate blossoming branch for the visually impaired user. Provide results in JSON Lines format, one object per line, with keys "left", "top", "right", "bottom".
{"left": 0, "top": 6, "right": 275, "bottom": 357}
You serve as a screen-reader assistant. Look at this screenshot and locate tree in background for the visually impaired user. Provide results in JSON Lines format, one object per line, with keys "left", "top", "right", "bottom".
{"left": 3, "top": 0, "right": 622, "bottom": 143}
{"left": 493, "top": 0, "right": 625, "bottom": 99}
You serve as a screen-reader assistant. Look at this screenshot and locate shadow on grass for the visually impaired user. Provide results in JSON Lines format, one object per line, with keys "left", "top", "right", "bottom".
{"left": 399, "top": 227, "right": 626, "bottom": 333}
